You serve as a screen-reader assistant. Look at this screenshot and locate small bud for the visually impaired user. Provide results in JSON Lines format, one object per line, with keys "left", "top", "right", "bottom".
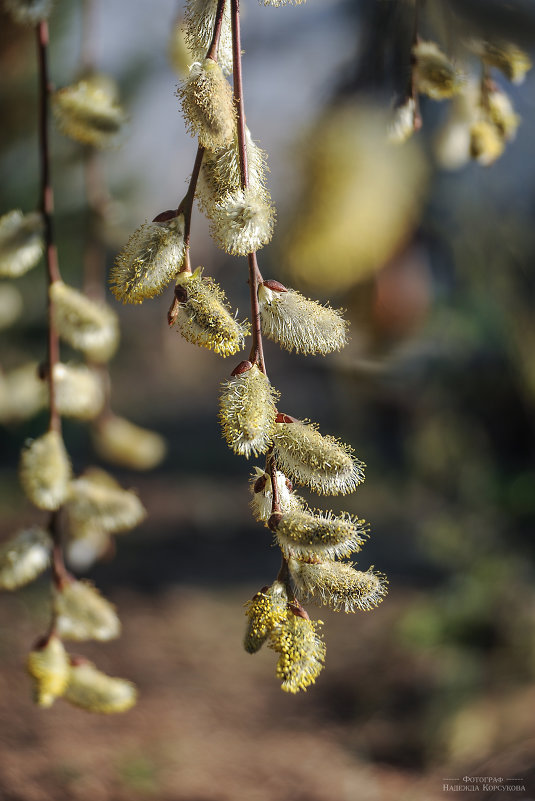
{"left": 50, "top": 281, "right": 119, "bottom": 363}
{"left": 0, "top": 527, "right": 52, "bottom": 590}
{"left": 4, "top": 0, "right": 53, "bottom": 25}
{"left": 244, "top": 581, "right": 288, "bottom": 654}
{"left": 288, "top": 556, "right": 388, "bottom": 613}
{"left": 91, "top": 414, "right": 166, "bottom": 470}
{"left": 174, "top": 267, "right": 249, "bottom": 357}
{"left": 64, "top": 660, "right": 137, "bottom": 713}
{"left": 231, "top": 360, "right": 253, "bottom": 376}
{"left": 111, "top": 215, "right": 186, "bottom": 304}
{"left": 210, "top": 187, "right": 275, "bottom": 256}
{"left": 27, "top": 636, "right": 69, "bottom": 708}
{"left": 54, "top": 579, "right": 121, "bottom": 641}
{"left": 269, "top": 613, "right": 325, "bottom": 694}
{"left": 53, "top": 363, "right": 105, "bottom": 420}
{"left": 413, "top": 41, "right": 464, "bottom": 100}
{"left": 272, "top": 418, "right": 365, "bottom": 495}
{"left": 178, "top": 58, "right": 236, "bottom": 150}
{"left": 249, "top": 467, "right": 303, "bottom": 523}
{"left": 0, "top": 210, "right": 44, "bottom": 278}
{"left": 258, "top": 284, "right": 348, "bottom": 355}
{"left": 66, "top": 468, "right": 146, "bottom": 536}
{"left": 53, "top": 75, "right": 126, "bottom": 149}
{"left": 19, "top": 430, "right": 71, "bottom": 511}
{"left": 184, "top": 0, "right": 233, "bottom": 75}
{"left": 219, "top": 364, "right": 279, "bottom": 457}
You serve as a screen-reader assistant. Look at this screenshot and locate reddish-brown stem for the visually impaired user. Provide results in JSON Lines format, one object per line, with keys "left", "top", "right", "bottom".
{"left": 177, "top": 144, "right": 205, "bottom": 275}
{"left": 206, "top": 0, "right": 227, "bottom": 61}
{"left": 37, "top": 21, "right": 62, "bottom": 434}
{"left": 49, "top": 510, "right": 71, "bottom": 591}
{"left": 408, "top": 1, "right": 422, "bottom": 130}
{"left": 268, "top": 451, "right": 280, "bottom": 515}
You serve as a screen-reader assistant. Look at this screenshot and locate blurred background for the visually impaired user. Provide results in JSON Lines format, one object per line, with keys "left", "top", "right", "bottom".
{"left": 1, "top": 0, "right": 535, "bottom": 798}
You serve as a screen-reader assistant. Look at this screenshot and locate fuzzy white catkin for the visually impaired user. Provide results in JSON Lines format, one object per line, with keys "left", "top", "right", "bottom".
{"left": 184, "top": 0, "right": 233, "bottom": 74}
{"left": 27, "top": 636, "right": 70, "bottom": 708}
{"left": 219, "top": 365, "right": 278, "bottom": 457}
{"left": 274, "top": 508, "right": 367, "bottom": 560}
{"left": 66, "top": 469, "right": 146, "bottom": 536}
{"left": 210, "top": 187, "right": 275, "bottom": 256}
{"left": 174, "top": 267, "right": 249, "bottom": 356}
{"left": 19, "top": 430, "right": 71, "bottom": 511}
{"left": 50, "top": 281, "right": 119, "bottom": 363}
{"left": 258, "top": 284, "right": 348, "bottom": 355}
{"left": 0, "top": 210, "right": 44, "bottom": 278}
{"left": 53, "top": 363, "right": 105, "bottom": 420}
{"left": 91, "top": 415, "right": 167, "bottom": 470}
{"left": 111, "top": 215, "right": 186, "bottom": 304}
{"left": 0, "top": 362, "right": 46, "bottom": 424}
{"left": 54, "top": 580, "right": 121, "bottom": 641}
{"left": 64, "top": 661, "right": 137, "bottom": 713}
{"left": 272, "top": 419, "right": 365, "bottom": 495}
{"left": 53, "top": 77, "right": 126, "bottom": 149}
{"left": 288, "top": 557, "right": 388, "bottom": 613}
{"left": 179, "top": 59, "right": 236, "bottom": 150}
{"left": 0, "top": 527, "right": 52, "bottom": 590}
{"left": 0, "top": 283, "right": 23, "bottom": 330}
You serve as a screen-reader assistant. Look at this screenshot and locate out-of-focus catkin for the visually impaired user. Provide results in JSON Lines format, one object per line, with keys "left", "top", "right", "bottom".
{"left": 64, "top": 660, "right": 137, "bottom": 713}
{"left": 54, "top": 579, "right": 121, "bottom": 642}
{"left": 50, "top": 281, "right": 119, "bottom": 363}
{"left": 19, "top": 430, "right": 71, "bottom": 511}
{"left": 27, "top": 636, "right": 69, "bottom": 708}
{"left": 0, "top": 210, "right": 44, "bottom": 278}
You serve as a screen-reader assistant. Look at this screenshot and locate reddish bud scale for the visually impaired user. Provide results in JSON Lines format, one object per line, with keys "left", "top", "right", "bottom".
{"left": 275, "top": 413, "right": 296, "bottom": 424}
{"left": 288, "top": 601, "right": 310, "bottom": 621}
{"left": 254, "top": 475, "right": 267, "bottom": 494}
{"left": 152, "top": 209, "right": 180, "bottom": 223}
{"left": 231, "top": 360, "right": 253, "bottom": 377}
{"left": 268, "top": 512, "right": 283, "bottom": 531}
{"left": 263, "top": 279, "right": 287, "bottom": 293}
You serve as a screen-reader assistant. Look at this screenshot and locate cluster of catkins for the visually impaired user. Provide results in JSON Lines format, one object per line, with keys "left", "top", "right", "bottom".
{"left": 111, "top": 0, "right": 387, "bottom": 694}
{"left": 0, "top": 0, "right": 167, "bottom": 713}
{"left": 389, "top": 36, "right": 532, "bottom": 168}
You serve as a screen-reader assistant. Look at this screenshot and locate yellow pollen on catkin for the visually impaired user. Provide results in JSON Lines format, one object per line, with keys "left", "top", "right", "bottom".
{"left": 274, "top": 508, "right": 368, "bottom": 560}
{"left": 0, "top": 527, "right": 52, "bottom": 590}
{"left": 174, "top": 267, "right": 249, "bottom": 356}
{"left": 413, "top": 41, "right": 464, "bottom": 100}
{"left": 19, "top": 430, "right": 71, "bottom": 511}
{"left": 184, "top": 0, "right": 233, "bottom": 75}
{"left": 469, "top": 120, "right": 505, "bottom": 166}
{"left": 0, "top": 210, "right": 44, "bottom": 278}
{"left": 210, "top": 187, "right": 275, "bottom": 256}
{"left": 54, "top": 579, "right": 121, "bottom": 642}
{"left": 288, "top": 557, "right": 388, "bottom": 613}
{"left": 91, "top": 415, "right": 167, "bottom": 470}
{"left": 50, "top": 281, "right": 119, "bottom": 363}
{"left": 258, "top": 284, "right": 348, "bottom": 355}
{"left": 64, "top": 661, "right": 137, "bottom": 714}
{"left": 27, "top": 636, "right": 69, "bottom": 708}
{"left": 244, "top": 581, "right": 288, "bottom": 653}
{"left": 249, "top": 467, "right": 303, "bottom": 523}
{"left": 111, "top": 215, "right": 186, "bottom": 304}
{"left": 178, "top": 58, "right": 236, "bottom": 149}
{"left": 4, "top": 0, "right": 53, "bottom": 25}
{"left": 66, "top": 468, "right": 146, "bottom": 537}
{"left": 269, "top": 613, "right": 325, "bottom": 694}
{"left": 219, "top": 364, "right": 278, "bottom": 458}
{"left": 478, "top": 41, "right": 532, "bottom": 85}
{"left": 272, "top": 418, "right": 365, "bottom": 495}
{"left": 53, "top": 362, "right": 105, "bottom": 420}
{"left": 53, "top": 76, "right": 126, "bottom": 149}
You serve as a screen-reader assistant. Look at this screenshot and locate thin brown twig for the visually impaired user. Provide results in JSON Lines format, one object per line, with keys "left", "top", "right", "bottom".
{"left": 37, "top": 20, "right": 61, "bottom": 434}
